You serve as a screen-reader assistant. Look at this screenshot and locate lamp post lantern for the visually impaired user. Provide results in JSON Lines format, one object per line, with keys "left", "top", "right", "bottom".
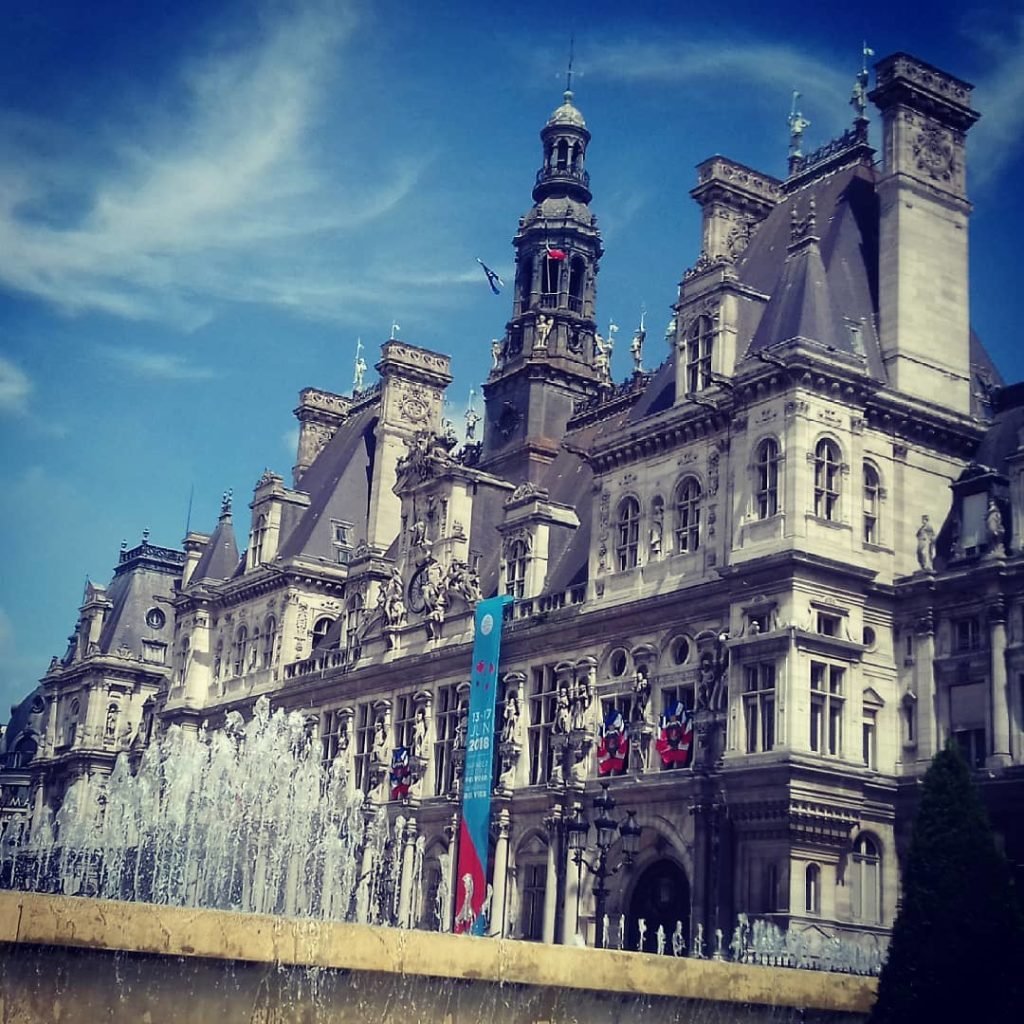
{"left": 570, "top": 781, "right": 642, "bottom": 948}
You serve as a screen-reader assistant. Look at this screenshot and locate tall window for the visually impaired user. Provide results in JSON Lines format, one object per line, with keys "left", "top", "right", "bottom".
{"left": 954, "top": 617, "right": 981, "bottom": 652}
{"left": 743, "top": 663, "right": 776, "bottom": 753}
{"left": 674, "top": 478, "right": 701, "bottom": 553}
{"left": 353, "top": 703, "right": 373, "bottom": 793}
{"left": 434, "top": 684, "right": 461, "bottom": 797}
{"left": 568, "top": 256, "right": 586, "bottom": 313}
{"left": 251, "top": 514, "right": 268, "bottom": 566}
{"left": 810, "top": 661, "right": 845, "bottom": 756}
{"left": 528, "top": 666, "right": 558, "bottom": 785}
{"left": 755, "top": 438, "right": 780, "bottom": 519}
{"left": 805, "top": 863, "right": 821, "bottom": 915}
{"left": 616, "top": 497, "right": 641, "bottom": 571}
{"left": 321, "top": 708, "right": 346, "bottom": 767}
{"left": 862, "top": 705, "right": 878, "bottom": 769}
{"left": 262, "top": 616, "right": 276, "bottom": 669}
{"left": 233, "top": 626, "right": 247, "bottom": 676}
{"left": 685, "top": 315, "right": 714, "bottom": 393}
{"left": 506, "top": 539, "right": 528, "bottom": 599}
{"left": 248, "top": 626, "right": 260, "bottom": 670}
{"left": 520, "top": 861, "right": 547, "bottom": 940}
{"left": 813, "top": 439, "right": 841, "bottom": 521}
{"left": 863, "top": 462, "right": 880, "bottom": 544}
{"left": 517, "top": 256, "right": 534, "bottom": 312}
{"left": 850, "top": 834, "right": 881, "bottom": 923}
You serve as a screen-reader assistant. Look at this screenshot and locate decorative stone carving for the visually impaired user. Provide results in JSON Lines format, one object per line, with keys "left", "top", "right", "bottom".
{"left": 916, "top": 515, "right": 935, "bottom": 571}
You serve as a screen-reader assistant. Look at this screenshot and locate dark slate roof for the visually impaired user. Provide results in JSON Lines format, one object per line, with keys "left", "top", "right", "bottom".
{"left": 736, "top": 162, "right": 884, "bottom": 377}
{"left": 472, "top": 479, "right": 517, "bottom": 600}
{"left": 190, "top": 515, "right": 240, "bottom": 584}
{"left": 971, "top": 382, "right": 1024, "bottom": 471}
{"left": 277, "top": 406, "right": 378, "bottom": 561}
{"left": 98, "top": 561, "right": 178, "bottom": 659}
{"left": 748, "top": 232, "right": 850, "bottom": 355}
{"left": 1, "top": 688, "right": 46, "bottom": 757}
{"left": 627, "top": 358, "right": 675, "bottom": 423}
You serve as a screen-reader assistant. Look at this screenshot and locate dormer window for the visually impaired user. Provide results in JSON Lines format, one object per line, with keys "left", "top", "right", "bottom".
{"left": 684, "top": 315, "right": 714, "bottom": 393}
{"left": 332, "top": 520, "right": 354, "bottom": 565}
{"left": 251, "top": 514, "right": 268, "bottom": 567}
{"left": 506, "top": 539, "right": 529, "bottom": 599}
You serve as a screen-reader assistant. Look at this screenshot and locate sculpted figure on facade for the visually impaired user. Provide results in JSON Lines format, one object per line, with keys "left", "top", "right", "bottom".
{"left": 632, "top": 666, "right": 652, "bottom": 725}
{"left": 445, "top": 560, "right": 482, "bottom": 608}
{"left": 379, "top": 568, "right": 408, "bottom": 631}
{"left": 535, "top": 313, "right": 554, "bottom": 350}
{"left": 553, "top": 687, "right": 571, "bottom": 736}
{"left": 987, "top": 499, "right": 1006, "bottom": 555}
{"left": 916, "top": 515, "right": 936, "bottom": 571}
{"left": 412, "top": 706, "right": 428, "bottom": 759}
{"left": 501, "top": 687, "right": 522, "bottom": 745}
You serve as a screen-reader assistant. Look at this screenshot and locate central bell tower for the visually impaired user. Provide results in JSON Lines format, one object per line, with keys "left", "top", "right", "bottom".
{"left": 481, "top": 87, "right": 605, "bottom": 483}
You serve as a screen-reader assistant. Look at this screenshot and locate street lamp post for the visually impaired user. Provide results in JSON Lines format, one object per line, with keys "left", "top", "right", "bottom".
{"left": 566, "top": 781, "right": 642, "bottom": 948}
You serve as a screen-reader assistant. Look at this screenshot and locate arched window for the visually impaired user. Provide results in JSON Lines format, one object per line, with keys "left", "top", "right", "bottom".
{"left": 851, "top": 834, "right": 881, "bottom": 923}
{"left": 568, "top": 256, "right": 586, "bottom": 312}
{"left": 863, "top": 462, "right": 881, "bottom": 544}
{"left": 541, "top": 248, "right": 560, "bottom": 297}
{"left": 178, "top": 637, "right": 190, "bottom": 684}
{"left": 685, "top": 315, "right": 714, "bottom": 393}
{"left": 251, "top": 514, "right": 268, "bottom": 567}
{"left": 67, "top": 698, "right": 80, "bottom": 747}
{"left": 674, "top": 478, "right": 702, "bottom": 553}
{"left": 233, "top": 626, "right": 247, "bottom": 676}
{"left": 805, "top": 863, "right": 821, "bottom": 915}
{"left": 249, "top": 625, "right": 260, "bottom": 669}
{"left": 814, "top": 439, "right": 841, "bottom": 521}
{"left": 616, "top": 497, "right": 641, "bottom": 571}
{"left": 517, "top": 255, "right": 534, "bottom": 312}
{"left": 312, "top": 616, "right": 333, "bottom": 650}
{"left": 755, "top": 438, "right": 780, "bottom": 519}
{"left": 263, "top": 616, "right": 276, "bottom": 668}
{"left": 506, "top": 539, "right": 529, "bottom": 599}
{"left": 556, "top": 138, "right": 568, "bottom": 171}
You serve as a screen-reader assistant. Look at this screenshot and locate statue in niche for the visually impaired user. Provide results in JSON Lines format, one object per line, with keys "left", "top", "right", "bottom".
{"left": 104, "top": 704, "right": 119, "bottom": 741}
{"left": 491, "top": 339, "right": 503, "bottom": 370}
{"left": 411, "top": 519, "right": 428, "bottom": 551}
{"left": 632, "top": 667, "right": 651, "bottom": 725}
{"left": 422, "top": 560, "right": 446, "bottom": 640}
{"left": 501, "top": 688, "right": 521, "bottom": 745}
{"left": 379, "top": 568, "right": 407, "bottom": 630}
{"left": 553, "top": 687, "right": 571, "bottom": 735}
{"left": 916, "top": 515, "right": 936, "bottom": 571}
{"left": 535, "top": 313, "right": 554, "bottom": 349}
{"left": 987, "top": 499, "right": 1006, "bottom": 554}
{"left": 412, "top": 707, "right": 428, "bottom": 758}
{"left": 649, "top": 503, "right": 664, "bottom": 558}
{"left": 370, "top": 712, "right": 391, "bottom": 770}
{"left": 571, "top": 676, "right": 592, "bottom": 732}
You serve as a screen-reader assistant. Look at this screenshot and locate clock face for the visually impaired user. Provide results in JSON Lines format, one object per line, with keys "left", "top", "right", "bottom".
{"left": 408, "top": 565, "right": 428, "bottom": 613}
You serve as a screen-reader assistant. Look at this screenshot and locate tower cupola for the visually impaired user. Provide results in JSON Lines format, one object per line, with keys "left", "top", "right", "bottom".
{"left": 480, "top": 86, "right": 605, "bottom": 483}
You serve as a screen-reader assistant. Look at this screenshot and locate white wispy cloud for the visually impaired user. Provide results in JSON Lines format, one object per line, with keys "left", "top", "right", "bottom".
{"left": 965, "top": 14, "right": 1024, "bottom": 188}
{"left": 582, "top": 36, "right": 851, "bottom": 111}
{"left": 0, "top": 355, "right": 31, "bottom": 414}
{"left": 0, "top": 1, "right": 429, "bottom": 327}
{"left": 98, "top": 346, "right": 216, "bottom": 381}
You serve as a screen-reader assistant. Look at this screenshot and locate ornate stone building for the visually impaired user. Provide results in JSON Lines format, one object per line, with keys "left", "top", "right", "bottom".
{"left": 4, "top": 51, "right": 1022, "bottom": 955}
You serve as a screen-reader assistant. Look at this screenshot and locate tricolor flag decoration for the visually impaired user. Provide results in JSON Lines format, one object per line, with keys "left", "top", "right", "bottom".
{"left": 655, "top": 700, "right": 694, "bottom": 768}
{"left": 389, "top": 745, "right": 411, "bottom": 800}
{"left": 454, "top": 594, "right": 514, "bottom": 935}
{"left": 597, "top": 709, "right": 628, "bottom": 776}
{"left": 476, "top": 258, "right": 504, "bottom": 295}
{"left": 545, "top": 243, "right": 567, "bottom": 261}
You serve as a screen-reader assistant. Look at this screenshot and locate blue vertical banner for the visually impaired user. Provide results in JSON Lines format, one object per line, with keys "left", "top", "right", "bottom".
{"left": 453, "top": 595, "right": 513, "bottom": 935}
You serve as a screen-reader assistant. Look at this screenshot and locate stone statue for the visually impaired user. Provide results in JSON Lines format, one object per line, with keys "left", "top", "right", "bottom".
{"left": 987, "top": 499, "right": 1006, "bottom": 553}
{"left": 535, "top": 313, "right": 554, "bottom": 349}
{"left": 672, "top": 920, "right": 686, "bottom": 957}
{"left": 501, "top": 688, "right": 521, "bottom": 745}
{"left": 445, "top": 560, "right": 482, "bottom": 608}
{"left": 411, "top": 519, "right": 428, "bottom": 550}
{"left": 553, "top": 687, "right": 571, "bottom": 735}
{"left": 379, "top": 568, "right": 407, "bottom": 630}
{"left": 649, "top": 505, "right": 663, "bottom": 558}
{"left": 593, "top": 332, "right": 612, "bottom": 383}
{"left": 412, "top": 707, "right": 428, "bottom": 758}
{"left": 656, "top": 924, "right": 666, "bottom": 956}
{"left": 630, "top": 326, "right": 644, "bottom": 373}
{"left": 352, "top": 356, "right": 367, "bottom": 392}
{"left": 423, "top": 561, "right": 447, "bottom": 640}
{"left": 632, "top": 667, "right": 651, "bottom": 725}
{"left": 370, "top": 713, "right": 391, "bottom": 769}
{"left": 464, "top": 406, "right": 480, "bottom": 440}
{"left": 637, "top": 918, "right": 647, "bottom": 953}
{"left": 916, "top": 515, "right": 935, "bottom": 571}
{"left": 571, "top": 677, "right": 592, "bottom": 732}
{"left": 491, "top": 339, "right": 502, "bottom": 370}
{"left": 104, "top": 703, "right": 119, "bottom": 741}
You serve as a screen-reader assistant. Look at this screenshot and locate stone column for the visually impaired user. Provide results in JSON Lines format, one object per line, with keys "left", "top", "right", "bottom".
{"left": 988, "top": 602, "right": 1011, "bottom": 768}
{"left": 398, "top": 816, "right": 418, "bottom": 928}
{"left": 913, "top": 614, "right": 937, "bottom": 761}
{"left": 561, "top": 799, "right": 581, "bottom": 944}
{"left": 490, "top": 806, "right": 511, "bottom": 937}
{"left": 542, "top": 804, "right": 561, "bottom": 944}
{"left": 355, "top": 802, "right": 378, "bottom": 925}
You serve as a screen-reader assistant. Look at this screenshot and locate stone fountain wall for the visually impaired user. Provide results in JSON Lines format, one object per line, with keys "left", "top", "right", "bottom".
{"left": 0, "top": 892, "right": 874, "bottom": 1023}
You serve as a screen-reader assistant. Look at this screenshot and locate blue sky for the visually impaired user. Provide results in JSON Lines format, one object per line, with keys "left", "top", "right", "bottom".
{"left": 1, "top": 0, "right": 1023, "bottom": 714}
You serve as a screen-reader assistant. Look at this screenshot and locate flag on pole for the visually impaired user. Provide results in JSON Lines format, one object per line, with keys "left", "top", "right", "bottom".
{"left": 476, "top": 258, "right": 504, "bottom": 295}
{"left": 545, "top": 243, "right": 567, "bottom": 261}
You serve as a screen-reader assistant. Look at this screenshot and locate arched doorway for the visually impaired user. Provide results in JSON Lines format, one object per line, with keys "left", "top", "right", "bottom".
{"left": 626, "top": 859, "right": 690, "bottom": 954}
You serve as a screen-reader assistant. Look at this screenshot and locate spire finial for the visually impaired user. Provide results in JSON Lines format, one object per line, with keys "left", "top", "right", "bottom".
{"left": 851, "top": 42, "right": 874, "bottom": 123}
{"left": 352, "top": 337, "right": 367, "bottom": 392}
{"left": 565, "top": 35, "right": 575, "bottom": 96}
